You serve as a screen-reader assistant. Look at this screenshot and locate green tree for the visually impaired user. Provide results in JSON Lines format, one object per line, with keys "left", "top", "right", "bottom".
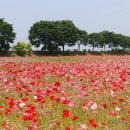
{"left": 119, "top": 35, "right": 130, "bottom": 50}
{"left": 77, "top": 29, "right": 88, "bottom": 51}
{"left": 29, "top": 20, "right": 79, "bottom": 52}
{"left": 100, "top": 31, "right": 113, "bottom": 51}
{"left": 88, "top": 33, "right": 104, "bottom": 51}
{"left": 56, "top": 20, "right": 79, "bottom": 51}
{"left": 29, "top": 21, "right": 60, "bottom": 52}
{"left": 0, "top": 18, "right": 16, "bottom": 51}
{"left": 108, "top": 33, "right": 122, "bottom": 50}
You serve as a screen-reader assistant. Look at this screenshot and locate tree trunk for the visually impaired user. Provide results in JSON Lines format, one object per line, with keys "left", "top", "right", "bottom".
{"left": 62, "top": 45, "right": 65, "bottom": 52}
{"left": 104, "top": 46, "right": 106, "bottom": 51}
{"left": 78, "top": 43, "right": 80, "bottom": 51}
{"left": 92, "top": 45, "right": 94, "bottom": 51}
{"left": 44, "top": 44, "right": 47, "bottom": 51}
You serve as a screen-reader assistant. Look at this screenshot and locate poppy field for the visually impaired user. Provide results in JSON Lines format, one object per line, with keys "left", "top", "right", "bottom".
{"left": 0, "top": 56, "right": 130, "bottom": 130}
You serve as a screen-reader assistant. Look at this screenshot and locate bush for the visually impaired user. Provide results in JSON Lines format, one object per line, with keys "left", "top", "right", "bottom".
{"left": 14, "top": 42, "right": 32, "bottom": 55}
{"left": 26, "top": 43, "right": 32, "bottom": 52}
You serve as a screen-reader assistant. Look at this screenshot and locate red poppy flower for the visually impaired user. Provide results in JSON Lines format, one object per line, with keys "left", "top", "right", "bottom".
{"left": 56, "top": 122, "right": 60, "bottom": 126}
{"left": 128, "top": 109, "right": 130, "bottom": 114}
{"left": 5, "top": 109, "right": 12, "bottom": 115}
{"left": 54, "top": 82, "right": 61, "bottom": 87}
{"left": 88, "top": 119, "right": 95, "bottom": 124}
{"left": 72, "top": 116, "right": 78, "bottom": 121}
{"left": 66, "top": 127, "right": 71, "bottom": 130}
{"left": 121, "top": 117, "right": 125, "bottom": 121}
{"left": 62, "top": 110, "right": 70, "bottom": 118}
{"left": 102, "top": 103, "right": 108, "bottom": 109}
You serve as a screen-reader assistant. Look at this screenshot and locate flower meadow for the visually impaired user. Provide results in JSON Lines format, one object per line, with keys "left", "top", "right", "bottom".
{"left": 0, "top": 56, "right": 130, "bottom": 130}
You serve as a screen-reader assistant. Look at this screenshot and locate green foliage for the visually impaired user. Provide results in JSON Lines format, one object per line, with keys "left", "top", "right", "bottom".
{"left": 99, "top": 31, "right": 112, "bottom": 51}
{"left": 118, "top": 35, "right": 130, "bottom": 50}
{"left": 0, "top": 18, "right": 16, "bottom": 51}
{"left": 28, "top": 20, "right": 81, "bottom": 52}
{"left": 29, "top": 21, "right": 61, "bottom": 52}
{"left": 77, "top": 29, "right": 88, "bottom": 51}
{"left": 100, "top": 31, "right": 130, "bottom": 51}
{"left": 14, "top": 42, "right": 32, "bottom": 55}
{"left": 56, "top": 20, "right": 79, "bottom": 51}
{"left": 26, "top": 43, "right": 32, "bottom": 52}
{"left": 88, "top": 33, "right": 104, "bottom": 51}
{"left": 1, "top": 18, "right": 130, "bottom": 53}
{"left": 108, "top": 33, "right": 122, "bottom": 50}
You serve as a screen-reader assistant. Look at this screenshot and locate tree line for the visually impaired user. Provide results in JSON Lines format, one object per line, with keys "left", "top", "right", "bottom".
{"left": 1, "top": 18, "right": 130, "bottom": 53}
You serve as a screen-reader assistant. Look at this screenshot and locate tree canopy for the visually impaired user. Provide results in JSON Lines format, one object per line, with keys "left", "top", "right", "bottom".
{"left": 1, "top": 18, "right": 130, "bottom": 53}
{"left": 77, "top": 29, "right": 88, "bottom": 51}
{"left": 28, "top": 20, "right": 130, "bottom": 52}
{"left": 88, "top": 33, "right": 104, "bottom": 51}
{"left": 28, "top": 20, "right": 81, "bottom": 52}
{"left": 0, "top": 18, "right": 16, "bottom": 51}
{"left": 56, "top": 20, "right": 79, "bottom": 51}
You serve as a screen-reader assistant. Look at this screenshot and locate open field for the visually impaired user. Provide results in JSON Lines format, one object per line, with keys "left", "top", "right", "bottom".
{"left": 0, "top": 56, "right": 130, "bottom": 130}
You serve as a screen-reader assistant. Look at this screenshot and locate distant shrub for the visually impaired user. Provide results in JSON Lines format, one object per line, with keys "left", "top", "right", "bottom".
{"left": 26, "top": 43, "right": 32, "bottom": 52}
{"left": 14, "top": 42, "right": 32, "bottom": 55}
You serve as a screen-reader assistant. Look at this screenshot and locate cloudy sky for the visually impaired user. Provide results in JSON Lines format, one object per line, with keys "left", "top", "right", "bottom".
{"left": 0, "top": 0, "right": 130, "bottom": 44}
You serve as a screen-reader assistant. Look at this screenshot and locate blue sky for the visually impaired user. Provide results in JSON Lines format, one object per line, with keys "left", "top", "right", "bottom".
{"left": 0, "top": 0, "right": 130, "bottom": 45}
